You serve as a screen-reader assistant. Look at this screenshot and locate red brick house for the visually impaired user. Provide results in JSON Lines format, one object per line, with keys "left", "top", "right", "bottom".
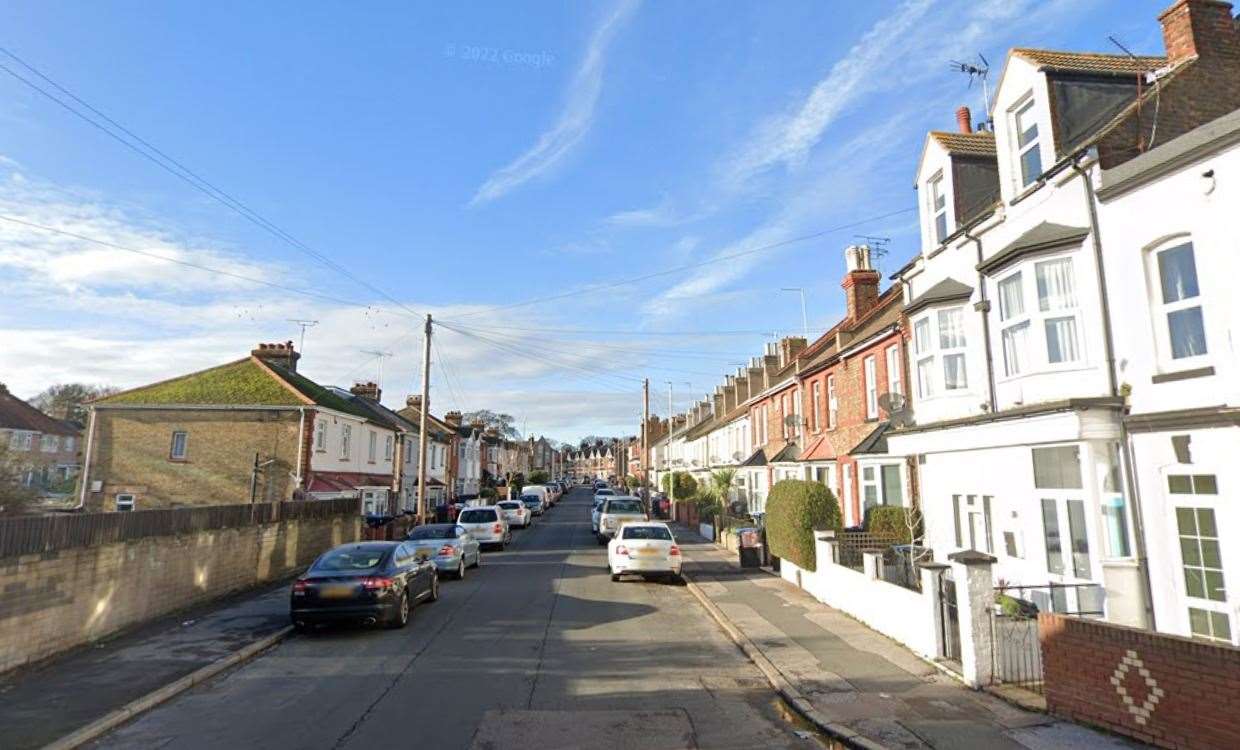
{"left": 795, "top": 245, "right": 913, "bottom": 527}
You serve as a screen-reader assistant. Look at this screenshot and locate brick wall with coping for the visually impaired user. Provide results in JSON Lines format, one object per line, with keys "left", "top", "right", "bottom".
{"left": 1040, "top": 612, "right": 1240, "bottom": 749}
{"left": 0, "top": 509, "right": 361, "bottom": 675}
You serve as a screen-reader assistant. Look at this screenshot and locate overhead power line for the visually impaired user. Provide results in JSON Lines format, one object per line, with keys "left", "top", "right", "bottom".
{"left": 0, "top": 47, "right": 422, "bottom": 319}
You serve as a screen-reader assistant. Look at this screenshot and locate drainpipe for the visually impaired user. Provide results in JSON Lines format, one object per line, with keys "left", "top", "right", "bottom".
{"left": 293, "top": 407, "right": 307, "bottom": 498}
{"left": 73, "top": 407, "right": 97, "bottom": 511}
{"left": 1072, "top": 155, "right": 1155, "bottom": 630}
{"left": 964, "top": 228, "right": 999, "bottom": 414}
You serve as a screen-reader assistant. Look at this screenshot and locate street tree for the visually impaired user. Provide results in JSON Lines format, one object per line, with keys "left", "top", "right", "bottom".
{"left": 0, "top": 444, "right": 36, "bottom": 516}
{"left": 461, "top": 410, "right": 520, "bottom": 439}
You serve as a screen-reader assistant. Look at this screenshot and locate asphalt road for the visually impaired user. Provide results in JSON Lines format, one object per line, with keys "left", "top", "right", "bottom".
{"left": 92, "top": 487, "right": 825, "bottom": 750}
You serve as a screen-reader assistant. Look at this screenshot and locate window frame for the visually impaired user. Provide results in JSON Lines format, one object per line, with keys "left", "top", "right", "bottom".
{"left": 1146, "top": 237, "right": 1208, "bottom": 370}
{"left": 863, "top": 355, "right": 878, "bottom": 420}
{"left": 993, "top": 253, "right": 1086, "bottom": 380}
{"left": 885, "top": 344, "right": 902, "bottom": 400}
{"left": 928, "top": 171, "right": 949, "bottom": 245}
{"left": 115, "top": 493, "right": 135, "bottom": 512}
{"left": 314, "top": 421, "right": 327, "bottom": 452}
{"left": 859, "top": 461, "right": 905, "bottom": 516}
{"left": 1033, "top": 444, "right": 1093, "bottom": 582}
{"left": 810, "top": 381, "right": 822, "bottom": 433}
{"left": 1012, "top": 94, "right": 1043, "bottom": 189}
{"left": 826, "top": 375, "right": 838, "bottom": 429}
{"left": 912, "top": 306, "right": 970, "bottom": 399}
{"left": 169, "top": 430, "right": 188, "bottom": 461}
{"left": 1165, "top": 467, "right": 1231, "bottom": 643}
{"left": 340, "top": 424, "right": 352, "bottom": 460}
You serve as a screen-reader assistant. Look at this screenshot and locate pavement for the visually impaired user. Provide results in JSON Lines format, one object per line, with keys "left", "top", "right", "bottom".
{"left": 0, "top": 578, "right": 292, "bottom": 750}
{"left": 673, "top": 524, "right": 1148, "bottom": 750}
{"left": 37, "top": 487, "right": 832, "bottom": 749}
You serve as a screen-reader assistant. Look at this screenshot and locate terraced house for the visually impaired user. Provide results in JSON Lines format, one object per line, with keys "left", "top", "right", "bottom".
{"left": 0, "top": 383, "right": 81, "bottom": 497}
{"left": 887, "top": 0, "right": 1240, "bottom": 643}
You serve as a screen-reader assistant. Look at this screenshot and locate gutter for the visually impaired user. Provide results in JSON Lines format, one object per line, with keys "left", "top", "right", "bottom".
{"left": 1071, "top": 154, "right": 1156, "bottom": 632}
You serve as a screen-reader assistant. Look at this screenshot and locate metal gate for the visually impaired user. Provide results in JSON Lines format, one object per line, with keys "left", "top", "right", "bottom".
{"left": 990, "top": 582, "right": 1105, "bottom": 695}
{"left": 939, "top": 574, "right": 961, "bottom": 665}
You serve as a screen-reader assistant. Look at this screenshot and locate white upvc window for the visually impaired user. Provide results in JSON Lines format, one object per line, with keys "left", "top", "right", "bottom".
{"left": 367, "top": 430, "right": 378, "bottom": 462}
{"left": 314, "top": 421, "right": 327, "bottom": 452}
{"left": 885, "top": 344, "right": 902, "bottom": 399}
{"left": 9, "top": 431, "right": 34, "bottom": 451}
{"left": 340, "top": 424, "right": 352, "bottom": 460}
{"left": 384, "top": 435, "right": 393, "bottom": 461}
{"left": 1169, "top": 473, "right": 1230, "bottom": 643}
{"left": 929, "top": 171, "right": 948, "bottom": 245}
{"left": 914, "top": 318, "right": 935, "bottom": 398}
{"left": 860, "top": 462, "right": 904, "bottom": 517}
{"left": 42, "top": 434, "right": 59, "bottom": 452}
{"left": 1033, "top": 445, "right": 1092, "bottom": 581}
{"left": 1013, "top": 95, "right": 1042, "bottom": 189}
{"left": 998, "top": 270, "right": 1031, "bottom": 377}
{"left": 826, "top": 375, "right": 838, "bottom": 428}
{"left": 780, "top": 394, "right": 789, "bottom": 439}
{"left": 115, "top": 493, "right": 135, "bottom": 512}
{"left": 938, "top": 308, "right": 968, "bottom": 390}
{"left": 170, "top": 431, "right": 188, "bottom": 460}
{"left": 864, "top": 355, "right": 878, "bottom": 420}
{"left": 1036, "top": 257, "right": 1082, "bottom": 365}
{"left": 1148, "top": 239, "right": 1208, "bottom": 368}
{"left": 811, "top": 381, "right": 822, "bottom": 432}
{"left": 995, "top": 256, "right": 1083, "bottom": 376}
{"left": 63, "top": 436, "right": 75, "bottom": 452}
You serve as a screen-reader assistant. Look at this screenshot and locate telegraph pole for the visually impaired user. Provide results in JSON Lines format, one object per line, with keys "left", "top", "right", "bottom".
{"left": 641, "top": 379, "right": 649, "bottom": 508}
{"left": 416, "top": 314, "right": 432, "bottom": 525}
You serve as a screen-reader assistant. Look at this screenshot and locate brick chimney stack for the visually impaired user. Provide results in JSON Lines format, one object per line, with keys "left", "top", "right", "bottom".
{"left": 350, "top": 382, "right": 381, "bottom": 402}
{"left": 251, "top": 341, "right": 299, "bottom": 372}
{"left": 778, "top": 336, "right": 807, "bottom": 366}
{"left": 444, "top": 411, "right": 462, "bottom": 427}
{"left": 842, "top": 245, "right": 881, "bottom": 321}
{"left": 956, "top": 105, "right": 973, "bottom": 134}
{"left": 1159, "top": 0, "right": 1240, "bottom": 64}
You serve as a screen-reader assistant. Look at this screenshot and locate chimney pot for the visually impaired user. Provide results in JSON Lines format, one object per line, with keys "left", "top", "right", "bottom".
{"left": 956, "top": 105, "right": 973, "bottom": 134}
{"left": 842, "top": 245, "right": 881, "bottom": 321}
{"left": 251, "top": 341, "right": 300, "bottom": 372}
{"left": 350, "top": 381, "right": 381, "bottom": 402}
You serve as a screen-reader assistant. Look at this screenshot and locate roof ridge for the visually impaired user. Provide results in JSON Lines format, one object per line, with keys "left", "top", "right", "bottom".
{"left": 1012, "top": 46, "right": 1165, "bottom": 60}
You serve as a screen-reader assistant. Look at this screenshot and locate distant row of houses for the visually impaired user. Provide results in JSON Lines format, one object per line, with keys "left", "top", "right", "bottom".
{"left": 53, "top": 341, "right": 563, "bottom": 515}
{"left": 639, "top": 0, "right": 1240, "bottom": 647}
{"left": 0, "top": 383, "right": 82, "bottom": 496}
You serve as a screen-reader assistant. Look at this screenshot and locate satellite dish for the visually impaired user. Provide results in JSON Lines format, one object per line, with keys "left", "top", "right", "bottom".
{"left": 878, "top": 392, "right": 915, "bottom": 427}
{"left": 783, "top": 414, "right": 801, "bottom": 426}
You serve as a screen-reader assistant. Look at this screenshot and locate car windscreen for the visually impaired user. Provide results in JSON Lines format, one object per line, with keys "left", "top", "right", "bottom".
{"left": 313, "top": 546, "right": 389, "bottom": 571}
{"left": 622, "top": 526, "right": 673, "bottom": 541}
{"left": 596, "top": 489, "right": 615, "bottom": 496}
{"left": 604, "top": 500, "right": 643, "bottom": 514}
{"left": 459, "top": 509, "right": 498, "bottom": 523}
{"left": 498, "top": 502, "right": 521, "bottom": 509}
{"left": 408, "top": 525, "right": 456, "bottom": 540}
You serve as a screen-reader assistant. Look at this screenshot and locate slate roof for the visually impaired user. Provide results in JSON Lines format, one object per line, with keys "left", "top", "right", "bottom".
{"left": 928, "top": 131, "right": 996, "bottom": 157}
{"left": 769, "top": 442, "right": 801, "bottom": 464}
{"left": 904, "top": 278, "right": 974, "bottom": 317}
{"left": 851, "top": 422, "right": 891, "bottom": 455}
{"left": 330, "top": 388, "right": 416, "bottom": 433}
{"left": 1012, "top": 48, "right": 1166, "bottom": 77}
{"left": 740, "top": 448, "right": 768, "bottom": 467}
{"left": 977, "top": 223, "right": 1090, "bottom": 275}
{"left": 0, "top": 386, "right": 79, "bottom": 435}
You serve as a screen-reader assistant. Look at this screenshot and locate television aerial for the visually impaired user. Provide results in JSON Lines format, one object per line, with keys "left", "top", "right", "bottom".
{"left": 950, "top": 53, "right": 992, "bottom": 128}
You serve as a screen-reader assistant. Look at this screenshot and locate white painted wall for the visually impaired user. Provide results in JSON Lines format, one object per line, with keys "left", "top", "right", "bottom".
{"left": 309, "top": 409, "right": 395, "bottom": 477}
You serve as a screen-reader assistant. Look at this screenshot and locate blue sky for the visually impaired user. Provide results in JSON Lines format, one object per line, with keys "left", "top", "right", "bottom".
{"left": 0, "top": 0, "right": 1169, "bottom": 441}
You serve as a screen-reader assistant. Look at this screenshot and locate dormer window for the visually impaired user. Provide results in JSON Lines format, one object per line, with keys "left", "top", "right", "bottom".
{"left": 1014, "top": 96, "right": 1042, "bottom": 188}
{"left": 929, "top": 172, "right": 948, "bottom": 244}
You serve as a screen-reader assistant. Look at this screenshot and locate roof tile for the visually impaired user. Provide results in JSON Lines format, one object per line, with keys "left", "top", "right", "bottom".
{"left": 1013, "top": 48, "right": 1166, "bottom": 76}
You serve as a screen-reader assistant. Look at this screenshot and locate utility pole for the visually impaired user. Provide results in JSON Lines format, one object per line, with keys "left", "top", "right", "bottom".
{"left": 416, "top": 314, "right": 432, "bottom": 525}
{"left": 288, "top": 319, "right": 318, "bottom": 356}
{"left": 641, "top": 379, "right": 649, "bottom": 508}
{"left": 780, "top": 288, "right": 809, "bottom": 339}
{"left": 666, "top": 381, "right": 675, "bottom": 514}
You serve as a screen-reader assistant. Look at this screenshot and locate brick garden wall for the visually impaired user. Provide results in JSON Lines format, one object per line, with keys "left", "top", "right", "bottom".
{"left": 0, "top": 507, "right": 360, "bottom": 675}
{"left": 1040, "top": 613, "right": 1240, "bottom": 749}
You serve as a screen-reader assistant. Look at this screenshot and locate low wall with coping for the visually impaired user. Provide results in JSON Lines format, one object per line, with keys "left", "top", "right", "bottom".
{"left": 1041, "top": 613, "right": 1240, "bottom": 749}
{"left": 0, "top": 502, "right": 361, "bottom": 674}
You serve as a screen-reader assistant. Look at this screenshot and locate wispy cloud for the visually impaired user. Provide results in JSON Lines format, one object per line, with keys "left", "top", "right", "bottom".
{"left": 724, "top": 0, "right": 935, "bottom": 188}
{"left": 470, "top": 0, "right": 640, "bottom": 205}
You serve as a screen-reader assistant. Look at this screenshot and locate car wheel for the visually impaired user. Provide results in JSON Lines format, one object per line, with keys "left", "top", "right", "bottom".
{"left": 428, "top": 574, "right": 440, "bottom": 602}
{"left": 388, "top": 591, "right": 410, "bottom": 629}
{"left": 473, "top": 551, "right": 481, "bottom": 568}
{"left": 456, "top": 560, "right": 466, "bottom": 580}
{"left": 610, "top": 572, "right": 621, "bottom": 582}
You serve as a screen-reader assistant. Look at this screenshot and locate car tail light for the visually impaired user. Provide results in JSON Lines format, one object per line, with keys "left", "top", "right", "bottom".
{"left": 437, "top": 545, "right": 455, "bottom": 557}
{"left": 362, "top": 576, "right": 395, "bottom": 591}
{"left": 493, "top": 523, "right": 503, "bottom": 534}
{"left": 669, "top": 546, "right": 681, "bottom": 556}
{"left": 292, "top": 578, "right": 309, "bottom": 595}
{"left": 615, "top": 545, "right": 629, "bottom": 556}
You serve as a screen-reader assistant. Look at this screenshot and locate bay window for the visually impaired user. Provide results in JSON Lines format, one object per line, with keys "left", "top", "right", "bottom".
{"left": 1150, "top": 240, "right": 1207, "bottom": 365}
{"left": 914, "top": 317, "right": 934, "bottom": 398}
{"left": 913, "top": 307, "right": 969, "bottom": 397}
{"left": 998, "top": 271, "right": 1030, "bottom": 376}
{"left": 1036, "top": 257, "right": 1081, "bottom": 364}
{"left": 993, "top": 255, "right": 1083, "bottom": 376}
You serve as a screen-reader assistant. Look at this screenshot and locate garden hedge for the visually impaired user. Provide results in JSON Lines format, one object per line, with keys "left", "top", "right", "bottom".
{"left": 660, "top": 471, "right": 698, "bottom": 499}
{"left": 765, "top": 479, "right": 842, "bottom": 572}
{"left": 864, "top": 505, "right": 917, "bottom": 544}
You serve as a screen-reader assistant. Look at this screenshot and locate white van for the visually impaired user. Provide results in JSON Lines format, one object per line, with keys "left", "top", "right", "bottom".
{"left": 521, "top": 484, "right": 550, "bottom": 509}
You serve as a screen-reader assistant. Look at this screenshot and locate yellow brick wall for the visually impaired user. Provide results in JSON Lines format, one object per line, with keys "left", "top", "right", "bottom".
{"left": 0, "top": 512, "right": 360, "bottom": 674}
{"left": 88, "top": 409, "right": 304, "bottom": 511}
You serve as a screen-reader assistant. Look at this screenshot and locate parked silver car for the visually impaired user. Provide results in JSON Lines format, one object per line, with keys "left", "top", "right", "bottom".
{"left": 456, "top": 506, "right": 510, "bottom": 550}
{"left": 404, "top": 523, "right": 481, "bottom": 579}
{"left": 596, "top": 496, "right": 647, "bottom": 544}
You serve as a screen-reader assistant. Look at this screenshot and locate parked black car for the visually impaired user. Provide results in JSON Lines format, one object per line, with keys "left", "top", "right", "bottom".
{"left": 290, "top": 541, "right": 438, "bottom": 631}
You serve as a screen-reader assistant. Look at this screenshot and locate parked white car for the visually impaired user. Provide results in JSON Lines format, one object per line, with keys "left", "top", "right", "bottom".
{"left": 456, "top": 506, "right": 510, "bottom": 550}
{"left": 496, "top": 500, "right": 530, "bottom": 529}
{"left": 608, "top": 522, "right": 681, "bottom": 582}
{"left": 596, "top": 496, "right": 647, "bottom": 544}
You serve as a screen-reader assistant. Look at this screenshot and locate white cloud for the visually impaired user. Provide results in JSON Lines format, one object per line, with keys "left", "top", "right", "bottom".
{"left": 470, "top": 0, "right": 640, "bottom": 205}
